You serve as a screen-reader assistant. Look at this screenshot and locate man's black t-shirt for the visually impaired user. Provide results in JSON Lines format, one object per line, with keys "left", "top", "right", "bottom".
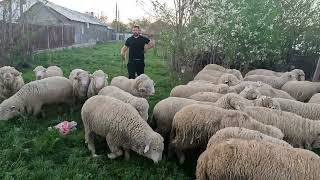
{"left": 125, "top": 35, "right": 150, "bottom": 62}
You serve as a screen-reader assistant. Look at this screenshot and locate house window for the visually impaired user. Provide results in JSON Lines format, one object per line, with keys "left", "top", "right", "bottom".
{"left": 82, "top": 25, "right": 84, "bottom": 34}
{"left": 87, "top": 23, "right": 90, "bottom": 29}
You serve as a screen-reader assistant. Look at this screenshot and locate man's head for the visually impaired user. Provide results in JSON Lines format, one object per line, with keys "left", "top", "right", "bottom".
{"left": 132, "top": 25, "right": 141, "bottom": 37}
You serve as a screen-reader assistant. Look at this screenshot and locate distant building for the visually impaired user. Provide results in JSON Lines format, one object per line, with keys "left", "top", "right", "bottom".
{"left": 20, "top": 1, "right": 114, "bottom": 44}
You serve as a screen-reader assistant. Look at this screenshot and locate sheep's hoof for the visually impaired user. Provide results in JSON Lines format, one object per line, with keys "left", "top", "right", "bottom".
{"left": 107, "top": 153, "right": 118, "bottom": 159}
{"left": 178, "top": 155, "right": 185, "bottom": 164}
{"left": 92, "top": 154, "right": 99, "bottom": 158}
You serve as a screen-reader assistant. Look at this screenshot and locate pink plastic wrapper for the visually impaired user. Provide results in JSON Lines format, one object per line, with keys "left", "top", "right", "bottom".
{"left": 49, "top": 121, "right": 77, "bottom": 135}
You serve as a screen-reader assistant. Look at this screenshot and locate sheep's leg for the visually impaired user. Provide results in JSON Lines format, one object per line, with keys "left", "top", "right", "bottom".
{"left": 84, "top": 126, "right": 97, "bottom": 157}
{"left": 106, "top": 134, "right": 123, "bottom": 159}
{"left": 32, "top": 104, "right": 43, "bottom": 116}
{"left": 176, "top": 148, "right": 186, "bottom": 164}
{"left": 124, "top": 148, "right": 130, "bottom": 161}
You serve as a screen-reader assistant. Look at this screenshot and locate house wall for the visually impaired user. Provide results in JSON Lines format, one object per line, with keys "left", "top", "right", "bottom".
{"left": 73, "top": 21, "right": 111, "bottom": 44}
{"left": 22, "top": 3, "right": 63, "bottom": 25}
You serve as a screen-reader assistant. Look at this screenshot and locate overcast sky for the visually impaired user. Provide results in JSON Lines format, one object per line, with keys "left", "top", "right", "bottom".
{"left": 49, "top": 0, "right": 174, "bottom": 23}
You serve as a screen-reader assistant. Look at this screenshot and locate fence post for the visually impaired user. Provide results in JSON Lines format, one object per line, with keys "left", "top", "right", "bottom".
{"left": 312, "top": 57, "right": 320, "bottom": 82}
{"left": 62, "top": 24, "right": 64, "bottom": 47}
{"left": 47, "top": 25, "right": 50, "bottom": 49}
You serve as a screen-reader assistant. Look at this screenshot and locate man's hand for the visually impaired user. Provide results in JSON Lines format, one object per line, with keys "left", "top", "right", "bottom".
{"left": 120, "top": 45, "right": 128, "bottom": 61}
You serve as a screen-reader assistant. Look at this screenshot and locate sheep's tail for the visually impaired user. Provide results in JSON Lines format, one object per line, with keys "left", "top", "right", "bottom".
{"left": 196, "top": 151, "right": 208, "bottom": 180}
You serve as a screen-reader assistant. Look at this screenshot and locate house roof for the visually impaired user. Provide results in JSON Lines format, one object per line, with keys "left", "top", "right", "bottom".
{"left": 39, "top": 1, "right": 107, "bottom": 27}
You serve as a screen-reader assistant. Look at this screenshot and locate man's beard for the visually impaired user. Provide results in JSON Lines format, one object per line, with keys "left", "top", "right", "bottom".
{"left": 133, "top": 33, "right": 139, "bottom": 37}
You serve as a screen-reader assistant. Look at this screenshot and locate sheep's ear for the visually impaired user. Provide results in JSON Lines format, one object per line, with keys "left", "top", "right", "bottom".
{"left": 144, "top": 145, "right": 150, "bottom": 153}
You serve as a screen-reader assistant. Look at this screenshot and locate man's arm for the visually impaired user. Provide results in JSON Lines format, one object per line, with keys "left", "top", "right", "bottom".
{"left": 120, "top": 45, "right": 128, "bottom": 58}
{"left": 146, "top": 40, "right": 155, "bottom": 49}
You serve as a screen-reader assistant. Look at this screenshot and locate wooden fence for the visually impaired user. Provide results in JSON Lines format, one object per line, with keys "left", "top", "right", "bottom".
{"left": 1, "top": 22, "right": 75, "bottom": 51}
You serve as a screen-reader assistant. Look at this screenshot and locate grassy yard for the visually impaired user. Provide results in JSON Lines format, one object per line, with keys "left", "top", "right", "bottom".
{"left": 0, "top": 42, "right": 194, "bottom": 179}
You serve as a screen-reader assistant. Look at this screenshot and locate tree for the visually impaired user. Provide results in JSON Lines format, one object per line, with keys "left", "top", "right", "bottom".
{"left": 111, "top": 20, "right": 128, "bottom": 32}
{"left": 128, "top": 17, "right": 151, "bottom": 28}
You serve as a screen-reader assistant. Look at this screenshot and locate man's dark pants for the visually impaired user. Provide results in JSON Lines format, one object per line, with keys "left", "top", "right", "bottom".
{"left": 127, "top": 60, "right": 145, "bottom": 79}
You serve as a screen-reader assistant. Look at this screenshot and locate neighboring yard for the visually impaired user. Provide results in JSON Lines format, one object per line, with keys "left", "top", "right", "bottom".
{"left": 0, "top": 42, "right": 193, "bottom": 179}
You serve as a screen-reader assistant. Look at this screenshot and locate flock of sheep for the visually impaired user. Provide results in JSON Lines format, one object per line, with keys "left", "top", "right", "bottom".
{"left": 1, "top": 63, "right": 320, "bottom": 179}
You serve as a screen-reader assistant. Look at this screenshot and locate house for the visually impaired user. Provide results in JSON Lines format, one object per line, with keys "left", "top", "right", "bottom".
{"left": 20, "top": 1, "right": 113, "bottom": 44}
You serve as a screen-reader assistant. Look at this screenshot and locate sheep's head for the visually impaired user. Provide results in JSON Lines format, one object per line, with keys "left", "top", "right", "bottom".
{"left": 0, "top": 100, "right": 20, "bottom": 120}
{"left": 91, "top": 70, "right": 108, "bottom": 91}
{"left": 291, "top": 69, "right": 305, "bottom": 81}
{"left": 282, "top": 72, "right": 297, "bottom": 81}
{"left": 218, "top": 74, "right": 240, "bottom": 86}
{"left": 0, "top": 66, "right": 22, "bottom": 85}
{"left": 240, "top": 86, "right": 260, "bottom": 100}
{"left": 254, "top": 96, "right": 281, "bottom": 110}
{"left": 74, "top": 71, "right": 90, "bottom": 98}
{"left": 33, "top": 66, "right": 47, "bottom": 80}
{"left": 221, "top": 93, "right": 253, "bottom": 110}
{"left": 135, "top": 74, "right": 155, "bottom": 97}
{"left": 142, "top": 132, "right": 164, "bottom": 163}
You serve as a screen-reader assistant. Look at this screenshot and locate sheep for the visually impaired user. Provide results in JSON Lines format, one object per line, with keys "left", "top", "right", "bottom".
{"left": 203, "top": 64, "right": 244, "bottom": 80}
{"left": 194, "top": 70, "right": 240, "bottom": 85}
{"left": 188, "top": 92, "right": 223, "bottom": 103}
{"left": 196, "top": 139, "right": 320, "bottom": 180}
{"left": 169, "top": 104, "right": 284, "bottom": 164}
{"left": 33, "top": 65, "right": 63, "bottom": 80}
{"left": 81, "top": 95, "right": 164, "bottom": 163}
{"left": 245, "top": 68, "right": 305, "bottom": 81}
{"left": 187, "top": 80, "right": 215, "bottom": 86}
{"left": 0, "top": 66, "right": 24, "bottom": 101}
{"left": 240, "top": 86, "right": 296, "bottom": 100}
{"left": 69, "top": 69, "right": 91, "bottom": 100}
{"left": 170, "top": 84, "right": 232, "bottom": 98}
{"left": 87, "top": 70, "right": 108, "bottom": 98}
{"left": 229, "top": 81, "right": 272, "bottom": 93}
{"left": 154, "top": 93, "right": 253, "bottom": 138}
{"left": 244, "top": 106, "right": 320, "bottom": 149}
{"left": 110, "top": 74, "right": 155, "bottom": 98}
{"left": 281, "top": 81, "right": 320, "bottom": 102}
{"left": 252, "top": 96, "right": 281, "bottom": 110}
{"left": 309, "top": 93, "right": 320, "bottom": 104}
{"left": 273, "top": 98, "right": 320, "bottom": 120}
{"left": 0, "top": 77, "right": 74, "bottom": 120}
{"left": 244, "top": 72, "right": 297, "bottom": 89}
{"left": 206, "top": 127, "right": 292, "bottom": 149}
{"left": 98, "top": 86, "right": 149, "bottom": 121}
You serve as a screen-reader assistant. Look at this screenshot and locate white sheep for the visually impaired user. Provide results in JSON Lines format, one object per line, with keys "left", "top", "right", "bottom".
{"left": 170, "top": 84, "right": 231, "bottom": 98}
{"left": 188, "top": 92, "right": 223, "bottom": 103}
{"left": 153, "top": 93, "right": 254, "bottom": 138}
{"left": 240, "top": 86, "right": 296, "bottom": 100}
{"left": 0, "top": 66, "right": 24, "bottom": 101}
{"left": 273, "top": 98, "right": 320, "bottom": 120}
{"left": 110, "top": 74, "right": 155, "bottom": 98}
{"left": 244, "top": 72, "right": 297, "bottom": 89}
{"left": 203, "top": 64, "right": 244, "bottom": 80}
{"left": 69, "top": 69, "right": 91, "bottom": 100}
{"left": 244, "top": 106, "right": 320, "bottom": 149}
{"left": 281, "top": 81, "right": 320, "bottom": 102}
{"left": 196, "top": 139, "right": 320, "bottom": 180}
{"left": 187, "top": 80, "right": 215, "bottom": 86}
{"left": 229, "top": 81, "right": 272, "bottom": 93}
{"left": 252, "top": 96, "right": 281, "bottom": 110}
{"left": 87, "top": 70, "right": 108, "bottom": 98}
{"left": 169, "top": 104, "right": 284, "bottom": 164}
{"left": 81, "top": 95, "right": 164, "bottom": 163}
{"left": 33, "top": 65, "right": 63, "bottom": 80}
{"left": 206, "top": 127, "right": 292, "bottom": 149}
{"left": 98, "top": 86, "right": 149, "bottom": 121}
{"left": 194, "top": 70, "right": 240, "bottom": 85}
{"left": 0, "top": 77, "right": 74, "bottom": 120}
{"left": 309, "top": 93, "right": 320, "bottom": 104}
{"left": 245, "top": 68, "right": 305, "bottom": 81}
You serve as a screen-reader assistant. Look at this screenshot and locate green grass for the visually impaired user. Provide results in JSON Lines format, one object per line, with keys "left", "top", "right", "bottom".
{"left": 0, "top": 42, "right": 194, "bottom": 179}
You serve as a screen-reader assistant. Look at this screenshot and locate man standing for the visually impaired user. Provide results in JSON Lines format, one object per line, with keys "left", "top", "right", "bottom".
{"left": 120, "top": 25, "right": 154, "bottom": 79}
